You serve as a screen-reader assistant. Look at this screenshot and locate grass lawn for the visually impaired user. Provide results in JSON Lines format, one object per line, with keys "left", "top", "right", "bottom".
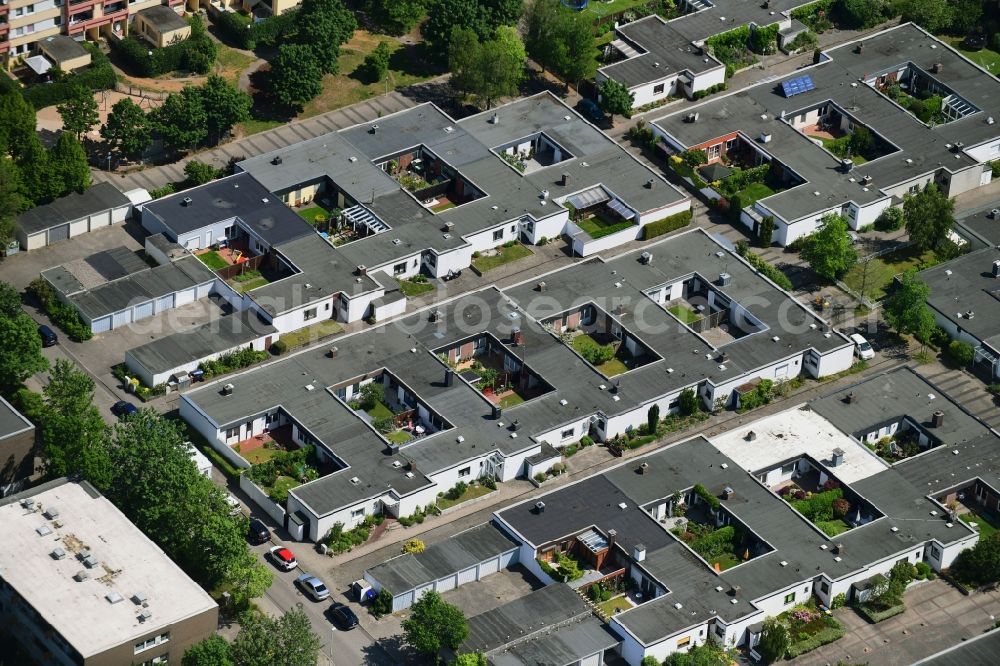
{"left": 238, "top": 118, "right": 283, "bottom": 136}
{"left": 581, "top": 0, "right": 652, "bottom": 19}
{"left": 297, "top": 205, "right": 329, "bottom": 225}
{"left": 842, "top": 246, "right": 938, "bottom": 300}
{"left": 229, "top": 276, "right": 269, "bottom": 293}
{"left": 576, "top": 215, "right": 634, "bottom": 239}
{"left": 215, "top": 45, "right": 256, "bottom": 85}
{"left": 280, "top": 319, "right": 343, "bottom": 348}
{"left": 808, "top": 135, "right": 868, "bottom": 165}
{"left": 667, "top": 304, "right": 701, "bottom": 324}
{"left": 960, "top": 511, "right": 999, "bottom": 539}
{"left": 400, "top": 279, "right": 435, "bottom": 298}
{"left": 816, "top": 519, "right": 851, "bottom": 537}
{"left": 436, "top": 483, "right": 495, "bottom": 510}
{"left": 499, "top": 392, "right": 526, "bottom": 408}
{"left": 241, "top": 446, "right": 280, "bottom": 465}
{"left": 472, "top": 243, "right": 533, "bottom": 272}
{"left": 269, "top": 475, "right": 300, "bottom": 499}
{"left": 739, "top": 181, "right": 777, "bottom": 203}
{"left": 597, "top": 596, "right": 633, "bottom": 616}
{"left": 710, "top": 553, "right": 742, "bottom": 571}
{"left": 196, "top": 251, "right": 228, "bottom": 271}
{"left": 571, "top": 333, "right": 630, "bottom": 376}
{"left": 385, "top": 430, "right": 412, "bottom": 444}
{"left": 432, "top": 201, "right": 457, "bottom": 212}
{"left": 300, "top": 31, "right": 439, "bottom": 119}
{"left": 941, "top": 36, "right": 1000, "bottom": 74}
{"left": 366, "top": 400, "right": 394, "bottom": 420}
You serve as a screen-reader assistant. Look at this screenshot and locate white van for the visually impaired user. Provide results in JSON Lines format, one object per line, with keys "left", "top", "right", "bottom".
{"left": 850, "top": 333, "right": 875, "bottom": 360}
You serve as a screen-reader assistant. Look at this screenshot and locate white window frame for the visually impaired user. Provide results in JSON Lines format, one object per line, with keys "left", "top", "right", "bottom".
{"left": 134, "top": 633, "right": 170, "bottom": 655}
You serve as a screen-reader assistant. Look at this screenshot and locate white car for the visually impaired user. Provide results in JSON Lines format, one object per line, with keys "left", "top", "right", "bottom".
{"left": 850, "top": 333, "right": 875, "bottom": 360}
{"left": 268, "top": 545, "right": 298, "bottom": 571}
{"left": 224, "top": 493, "right": 242, "bottom": 517}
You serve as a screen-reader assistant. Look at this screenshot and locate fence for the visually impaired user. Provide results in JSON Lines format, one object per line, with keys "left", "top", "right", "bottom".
{"left": 215, "top": 254, "right": 265, "bottom": 281}
{"left": 115, "top": 81, "right": 168, "bottom": 102}
{"left": 690, "top": 309, "right": 726, "bottom": 333}
{"left": 240, "top": 474, "right": 288, "bottom": 526}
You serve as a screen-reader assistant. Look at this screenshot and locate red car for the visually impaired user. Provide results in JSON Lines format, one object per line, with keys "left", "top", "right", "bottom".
{"left": 268, "top": 546, "right": 298, "bottom": 571}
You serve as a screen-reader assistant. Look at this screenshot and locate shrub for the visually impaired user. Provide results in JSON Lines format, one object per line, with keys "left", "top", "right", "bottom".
{"left": 579, "top": 435, "right": 594, "bottom": 447}
{"left": 874, "top": 206, "right": 903, "bottom": 231}
{"left": 678, "top": 388, "right": 700, "bottom": 416}
{"left": 785, "top": 623, "right": 846, "bottom": 657}
{"left": 551, "top": 462, "right": 566, "bottom": 475}
{"left": 832, "top": 497, "right": 851, "bottom": 519}
{"left": 735, "top": 246, "right": 793, "bottom": 290}
{"left": 270, "top": 339, "right": 288, "bottom": 355}
{"left": 402, "top": 539, "right": 425, "bottom": 554}
{"left": 643, "top": 210, "right": 693, "bottom": 240}
{"left": 149, "top": 183, "right": 176, "bottom": 199}
{"left": 682, "top": 149, "right": 708, "bottom": 167}
{"left": 948, "top": 340, "right": 975, "bottom": 367}
{"left": 26, "top": 278, "right": 92, "bottom": 341}
{"left": 22, "top": 45, "right": 116, "bottom": 109}
{"left": 831, "top": 592, "right": 847, "bottom": 609}
{"left": 692, "top": 483, "right": 721, "bottom": 512}
{"left": 370, "top": 588, "right": 392, "bottom": 617}
{"left": 915, "top": 561, "right": 934, "bottom": 580}
{"left": 856, "top": 602, "right": 905, "bottom": 624}
{"left": 444, "top": 481, "right": 467, "bottom": 501}
{"left": 12, "top": 388, "right": 44, "bottom": 423}
{"left": 581, "top": 342, "right": 615, "bottom": 365}
{"left": 360, "top": 381, "right": 385, "bottom": 410}
{"left": 790, "top": 488, "right": 843, "bottom": 522}
{"left": 534, "top": 472, "right": 546, "bottom": 483}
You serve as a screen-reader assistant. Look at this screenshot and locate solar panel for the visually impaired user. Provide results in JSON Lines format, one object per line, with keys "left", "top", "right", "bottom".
{"left": 782, "top": 74, "right": 815, "bottom": 97}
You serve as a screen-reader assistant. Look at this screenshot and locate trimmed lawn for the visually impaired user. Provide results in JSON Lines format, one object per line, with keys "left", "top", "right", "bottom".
{"left": 739, "top": 181, "right": 777, "bottom": 203}
{"left": 576, "top": 215, "right": 634, "bottom": 239}
{"left": 432, "top": 201, "right": 456, "bottom": 212}
{"left": 816, "top": 519, "right": 851, "bottom": 537}
{"left": 437, "top": 483, "right": 494, "bottom": 510}
{"left": 941, "top": 36, "right": 1000, "bottom": 74}
{"left": 366, "top": 400, "right": 394, "bottom": 420}
{"left": 386, "top": 430, "right": 412, "bottom": 444}
{"left": 710, "top": 553, "right": 741, "bottom": 571}
{"left": 499, "top": 392, "right": 526, "bottom": 408}
{"left": 229, "top": 276, "right": 268, "bottom": 293}
{"left": 300, "top": 31, "right": 439, "bottom": 119}
{"left": 809, "top": 135, "right": 868, "bottom": 165}
{"left": 197, "top": 251, "right": 227, "bottom": 271}
{"left": 215, "top": 45, "right": 256, "bottom": 85}
{"left": 597, "top": 596, "right": 633, "bottom": 616}
{"left": 238, "top": 118, "right": 283, "bottom": 136}
{"left": 297, "top": 206, "right": 329, "bottom": 225}
{"left": 842, "top": 246, "right": 939, "bottom": 300}
{"left": 473, "top": 243, "right": 533, "bottom": 272}
{"left": 667, "top": 304, "right": 701, "bottom": 324}
{"left": 269, "top": 475, "right": 300, "bottom": 498}
{"left": 581, "top": 0, "right": 653, "bottom": 19}
{"left": 400, "top": 279, "right": 435, "bottom": 298}
{"left": 241, "top": 446, "right": 280, "bottom": 465}
{"left": 280, "top": 319, "right": 343, "bottom": 348}
{"left": 571, "top": 334, "right": 630, "bottom": 377}
{"left": 960, "top": 511, "right": 999, "bottom": 539}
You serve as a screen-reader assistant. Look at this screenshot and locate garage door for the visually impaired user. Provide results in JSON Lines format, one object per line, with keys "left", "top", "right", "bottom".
{"left": 581, "top": 653, "right": 602, "bottom": 666}
{"left": 414, "top": 584, "right": 433, "bottom": 601}
{"left": 134, "top": 300, "right": 155, "bottom": 320}
{"left": 195, "top": 282, "right": 213, "bottom": 299}
{"left": 91, "top": 316, "right": 112, "bottom": 334}
{"left": 435, "top": 574, "right": 457, "bottom": 594}
{"left": 112, "top": 309, "right": 133, "bottom": 328}
{"left": 392, "top": 591, "right": 414, "bottom": 613}
{"left": 47, "top": 224, "right": 69, "bottom": 245}
{"left": 478, "top": 556, "right": 500, "bottom": 578}
{"left": 157, "top": 294, "right": 174, "bottom": 312}
{"left": 457, "top": 567, "right": 477, "bottom": 586}
{"left": 175, "top": 287, "right": 196, "bottom": 306}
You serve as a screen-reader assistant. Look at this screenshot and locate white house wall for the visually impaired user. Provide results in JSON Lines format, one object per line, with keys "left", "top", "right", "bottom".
{"left": 426, "top": 246, "right": 474, "bottom": 279}
{"left": 535, "top": 415, "right": 593, "bottom": 449}
{"left": 526, "top": 210, "right": 568, "bottom": 244}
{"left": 813, "top": 343, "right": 854, "bottom": 377}
{"left": 965, "top": 136, "right": 1000, "bottom": 164}
{"left": 604, "top": 390, "right": 689, "bottom": 439}
{"left": 637, "top": 198, "right": 691, "bottom": 226}
{"left": 689, "top": 66, "right": 726, "bottom": 95}
{"left": 268, "top": 296, "right": 339, "bottom": 333}
{"left": 573, "top": 223, "right": 643, "bottom": 257}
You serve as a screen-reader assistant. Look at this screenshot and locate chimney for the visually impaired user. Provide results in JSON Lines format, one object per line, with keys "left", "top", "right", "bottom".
{"left": 182, "top": 197, "right": 193, "bottom": 206}
{"left": 561, "top": 173, "right": 571, "bottom": 186}
{"left": 992, "top": 260, "right": 1000, "bottom": 278}
{"left": 442, "top": 221, "right": 455, "bottom": 232}
{"left": 745, "top": 430, "right": 756, "bottom": 442}
{"left": 491, "top": 112, "right": 499, "bottom": 124}
{"left": 222, "top": 383, "right": 234, "bottom": 396}
{"left": 356, "top": 264, "right": 367, "bottom": 276}
{"left": 722, "top": 486, "right": 734, "bottom": 500}
{"left": 536, "top": 281, "right": 546, "bottom": 292}
{"left": 844, "top": 391, "right": 856, "bottom": 404}
{"left": 535, "top": 500, "right": 545, "bottom": 513}
{"left": 492, "top": 405, "right": 503, "bottom": 420}
{"left": 513, "top": 329, "right": 525, "bottom": 346}
{"left": 327, "top": 346, "right": 339, "bottom": 358}
{"left": 511, "top": 419, "right": 520, "bottom": 432}
{"left": 728, "top": 585, "right": 740, "bottom": 597}
{"left": 834, "top": 543, "right": 845, "bottom": 555}
{"left": 856, "top": 42, "right": 864, "bottom": 54}
{"left": 932, "top": 410, "right": 944, "bottom": 428}
{"left": 932, "top": 62, "right": 943, "bottom": 74}
{"left": 831, "top": 448, "right": 844, "bottom": 467}
{"left": 445, "top": 368, "right": 454, "bottom": 387}
{"left": 607, "top": 529, "right": 617, "bottom": 551}
{"left": 638, "top": 461, "right": 650, "bottom": 475}
{"left": 271, "top": 156, "right": 282, "bottom": 165}
{"left": 429, "top": 309, "right": 441, "bottom": 323}
{"left": 407, "top": 459, "right": 417, "bottom": 472}
{"left": 633, "top": 543, "right": 647, "bottom": 562}
{"left": 646, "top": 178, "right": 655, "bottom": 190}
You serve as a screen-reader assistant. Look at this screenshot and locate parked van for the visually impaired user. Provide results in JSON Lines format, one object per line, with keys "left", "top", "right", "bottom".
{"left": 850, "top": 333, "right": 875, "bottom": 360}
{"left": 38, "top": 324, "right": 58, "bottom": 347}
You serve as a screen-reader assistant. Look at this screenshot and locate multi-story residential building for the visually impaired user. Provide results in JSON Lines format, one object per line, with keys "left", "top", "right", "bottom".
{"left": 0, "top": 478, "right": 218, "bottom": 665}
{"left": 0, "top": 395, "right": 35, "bottom": 496}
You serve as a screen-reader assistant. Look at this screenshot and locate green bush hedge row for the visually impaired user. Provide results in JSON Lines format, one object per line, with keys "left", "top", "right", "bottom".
{"left": 855, "top": 602, "right": 905, "bottom": 624}
{"left": 785, "top": 624, "right": 846, "bottom": 659}
{"left": 215, "top": 10, "right": 299, "bottom": 50}
{"left": 691, "top": 82, "right": 728, "bottom": 100}
{"left": 27, "top": 278, "right": 92, "bottom": 341}
{"left": 736, "top": 247, "right": 794, "bottom": 290}
{"left": 111, "top": 18, "right": 215, "bottom": 77}
{"left": 23, "top": 45, "right": 116, "bottom": 109}
{"left": 643, "top": 209, "right": 693, "bottom": 240}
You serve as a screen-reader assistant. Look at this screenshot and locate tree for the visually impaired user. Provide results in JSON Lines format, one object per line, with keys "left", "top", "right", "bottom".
{"left": 360, "top": 381, "right": 385, "bottom": 410}
{"left": 899, "top": 0, "right": 953, "bottom": 33}
{"left": 454, "top": 654, "right": 488, "bottom": 666}
{"left": 57, "top": 85, "right": 100, "bottom": 140}
{"left": 598, "top": 77, "right": 634, "bottom": 120}
{"left": 903, "top": 183, "right": 954, "bottom": 252}
{"left": 402, "top": 590, "right": 469, "bottom": 657}
{"left": 403, "top": 538, "right": 426, "bottom": 553}
{"left": 883, "top": 270, "right": 936, "bottom": 342}
{"left": 948, "top": 340, "right": 975, "bottom": 367}
{"left": 367, "top": 0, "right": 425, "bottom": 35}
{"left": 874, "top": 206, "right": 903, "bottom": 232}
{"left": 197, "top": 75, "right": 252, "bottom": 145}
{"left": 757, "top": 617, "right": 790, "bottom": 663}
{"left": 948, "top": 0, "right": 982, "bottom": 35}
{"left": 16, "top": 134, "right": 62, "bottom": 205}
{"left": 184, "top": 160, "right": 222, "bottom": 186}
{"left": 231, "top": 609, "right": 321, "bottom": 666}
{"left": 758, "top": 215, "right": 774, "bottom": 247}
{"left": 449, "top": 26, "right": 525, "bottom": 109}
{"left": 50, "top": 132, "right": 91, "bottom": 195}
{"left": 0, "top": 306, "right": 48, "bottom": 392}
{"left": 270, "top": 44, "right": 325, "bottom": 110}
{"left": 801, "top": 213, "right": 857, "bottom": 281}
{"left": 101, "top": 98, "right": 151, "bottom": 159}
{"left": 678, "top": 388, "right": 700, "bottom": 416}
{"left": 647, "top": 404, "right": 660, "bottom": 433}
{"left": 362, "top": 41, "right": 393, "bottom": 83}
{"left": 838, "top": 0, "right": 892, "bottom": 29}
{"left": 39, "top": 359, "right": 108, "bottom": 480}
{"left": 422, "top": 0, "right": 523, "bottom": 62}
{"left": 153, "top": 87, "right": 208, "bottom": 155}
{"left": 298, "top": 0, "right": 357, "bottom": 74}
{"left": 953, "top": 532, "right": 1000, "bottom": 586}
{"left": 183, "top": 635, "right": 234, "bottom": 666}
{"left": 553, "top": 10, "right": 596, "bottom": 89}
{"left": 0, "top": 91, "right": 37, "bottom": 156}
{"left": 524, "top": 0, "right": 562, "bottom": 74}
{"left": 0, "top": 282, "right": 21, "bottom": 319}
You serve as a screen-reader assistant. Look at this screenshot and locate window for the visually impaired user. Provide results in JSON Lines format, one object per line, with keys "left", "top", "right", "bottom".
{"left": 726, "top": 138, "right": 738, "bottom": 151}
{"left": 676, "top": 636, "right": 691, "bottom": 648}
{"left": 510, "top": 225, "right": 516, "bottom": 234}
{"left": 351, "top": 508, "right": 365, "bottom": 518}
{"left": 930, "top": 545, "right": 941, "bottom": 560}
{"left": 653, "top": 83, "right": 665, "bottom": 95}
{"left": 708, "top": 144, "right": 720, "bottom": 159}
{"left": 135, "top": 633, "right": 170, "bottom": 654}
{"left": 324, "top": 303, "right": 330, "bottom": 311}
{"left": 393, "top": 262, "right": 407, "bottom": 275}
{"left": 715, "top": 624, "right": 725, "bottom": 638}
{"left": 493, "top": 229, "right": 503, "bottom": 241}
{"left": 561, "top": 428, "right": 575, "bottom": 440}
{"left": 820, "top": 581, "right": 830, "bottom": 594}
{"left": 138, "top": 656, "right": 168, "bottom": 666}
{"left": 303, "top": 307, "right": 317, "bottom": 321}
{"left": 225, "top": 427, "right": 239, "bottom": 439}
{"left": 781, "top": 462, "right": 796, "bottom": 475}
{"left": 783, "top": 592, "right": 796, "bottom": 604}
{"left": 458, "top": 467, "right": 471, "bottom": 477}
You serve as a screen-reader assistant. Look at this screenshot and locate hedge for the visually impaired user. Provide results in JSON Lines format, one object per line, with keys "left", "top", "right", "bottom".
{"left": 643, "top": 209, "right": 693, "bottom": 240}
{"left": 215, "top": 10, "right": 299, "bottom": 50}
{"left": 22, "top": 44, "right": 116, "bottom": 109}
{"left": 723, "top": 163, "right": 771, "bottom": 193}
{"left": 855, "top": 602, "right": 905, "bottom": 624}
{"left": 785, "top": 624, "right": 846, "bottom": 659}
{"left": 111, "top": 17, "right": 215, "bottom": 77}
{"left": 736, "top": 247, "right": 794, "bottom": 291}
{"left": 26, "top": 278, "right": 92, "bottom": 341}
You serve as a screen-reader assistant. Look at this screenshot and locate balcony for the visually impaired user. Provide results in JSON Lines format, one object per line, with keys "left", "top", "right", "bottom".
{"left": 68, "top": 0, "right": 100, "bottom": 10}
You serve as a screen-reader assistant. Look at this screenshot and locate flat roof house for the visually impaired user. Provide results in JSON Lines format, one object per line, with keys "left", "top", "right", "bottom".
{"left": 0, "top": 478, "right": 218, "bottom": 665}
{"left": 653, "top": 23, "right": 1000, "bottom": 246}
{"left": 492, "top": 367, "right": 993, "bottom": 664}
{"left": 131, "top": 6, "right": 191, "bottom": 48}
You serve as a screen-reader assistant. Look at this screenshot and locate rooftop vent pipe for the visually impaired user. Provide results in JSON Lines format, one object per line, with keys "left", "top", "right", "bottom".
{"left": 932, "top": 410, "right": 944, "bottom": 428}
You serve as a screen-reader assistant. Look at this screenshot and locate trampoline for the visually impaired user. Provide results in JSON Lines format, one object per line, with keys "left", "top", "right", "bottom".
{"left": 561, "top": 0, "right": 589, "bottom": 9}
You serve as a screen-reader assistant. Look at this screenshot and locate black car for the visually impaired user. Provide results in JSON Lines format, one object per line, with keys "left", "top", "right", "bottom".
{"left": 328, "top": 602, "right": 359, "bottom": 630}
{"left": 576, "top": 98, "right": 604, "bottom": 124}
{"left": 110, "top": 400, "right": 138, "bottom": 419}
{"left": 38, "top": 325, "right": 58, "bottom": 347}
{"left": 248, "top": 517, "right": 270, "bottom": 545}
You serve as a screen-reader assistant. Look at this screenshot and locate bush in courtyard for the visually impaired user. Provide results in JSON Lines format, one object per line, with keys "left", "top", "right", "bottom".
{"left": 270, "top": 339, "right": 288, "bottom": 355}
{"left": 678, "top": 388, "right": 700, "bottom": 416}
{"left": 874, "top": 206, "right": 903, "bottom": 232}
{"left": 947, "top": 340, "right": 975, "bottom": 367}
{"left": 360, "top": 381, "right": 385, "bottom": 410}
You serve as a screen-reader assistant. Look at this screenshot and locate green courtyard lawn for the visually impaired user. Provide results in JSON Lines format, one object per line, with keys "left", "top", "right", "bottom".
{"left": 739, "top": 181, "right": 777, "bottom": 203}
{"left": 472, "top": 243, "right": 533, "bottom": 272}
{"left": 809, "top": 135, "right": 868, "bottom": 165}
{"left": 268, "top": 475, "right": 301, "bottom": 501}
{"left": 241, "top": 446, "right": 280, "bottom": 465}
{"left": 815, "top": 519, "right": 851, "bottom": 537}
{"left": 366, "top": 400, "right": 394, "bottom": 420}
{"left": 580, "top": 0, "right": 654, "bottom": 19}
{"left": 437, "top": 482, "right": 495, "bottom": 510}
{"left": 297, "top": 205, "right": 329, "bottom": 225}
{"left": 710, "top": 553, "right": 742, "bottom": 571}
{"left": 576, "top": 214, "right": 634, "bottom": 239}
{"left": 280, "top": 319, "right": 343, "bottom": 348}
{"left": 667, "top": 304, "right": 702, "bottom": 324}
{"left": 400, "top": 278, "right": 435, "bottom": 298}
{"left": 385, "top": 430, "right": 412, "bottom": 444}
{"left": 498, "top": 392, "right": 526, "bottom": 408}
{"left": 228, "top": 270, "right": 269, "bottom": 294}
{"left": 197, "top": 251, "right": 228, "bottom": 271}
{"left": 571, "top": 334, "right": 629, "bottom": 376}
{"left": 960, "top": 511, "right": 999, "bottom": 539}
{"left": 597, "top": 596, "right": 633, "bottom": 616}
{"left": 841, "top": 246, "right": 939, "bottom": 300}
{"left": 941, "top": 36, "right": 1000, "bottom": 75}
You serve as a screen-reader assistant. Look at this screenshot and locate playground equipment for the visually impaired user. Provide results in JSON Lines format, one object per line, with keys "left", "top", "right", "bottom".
{"left": 232, "top": 250, "right": 247, "bottom": 264}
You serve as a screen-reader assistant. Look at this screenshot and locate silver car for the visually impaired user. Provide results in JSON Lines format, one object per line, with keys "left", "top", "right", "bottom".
{"left": 295, "top": 573, "right": 330, "bottom": 601}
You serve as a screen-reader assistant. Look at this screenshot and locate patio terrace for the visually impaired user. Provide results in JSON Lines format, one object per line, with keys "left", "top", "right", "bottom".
{"left": 543, "top": 303, "right": 660, "bottom": 379}
{"left": 438, "top": 333, "right": 555, "bottom": 409}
